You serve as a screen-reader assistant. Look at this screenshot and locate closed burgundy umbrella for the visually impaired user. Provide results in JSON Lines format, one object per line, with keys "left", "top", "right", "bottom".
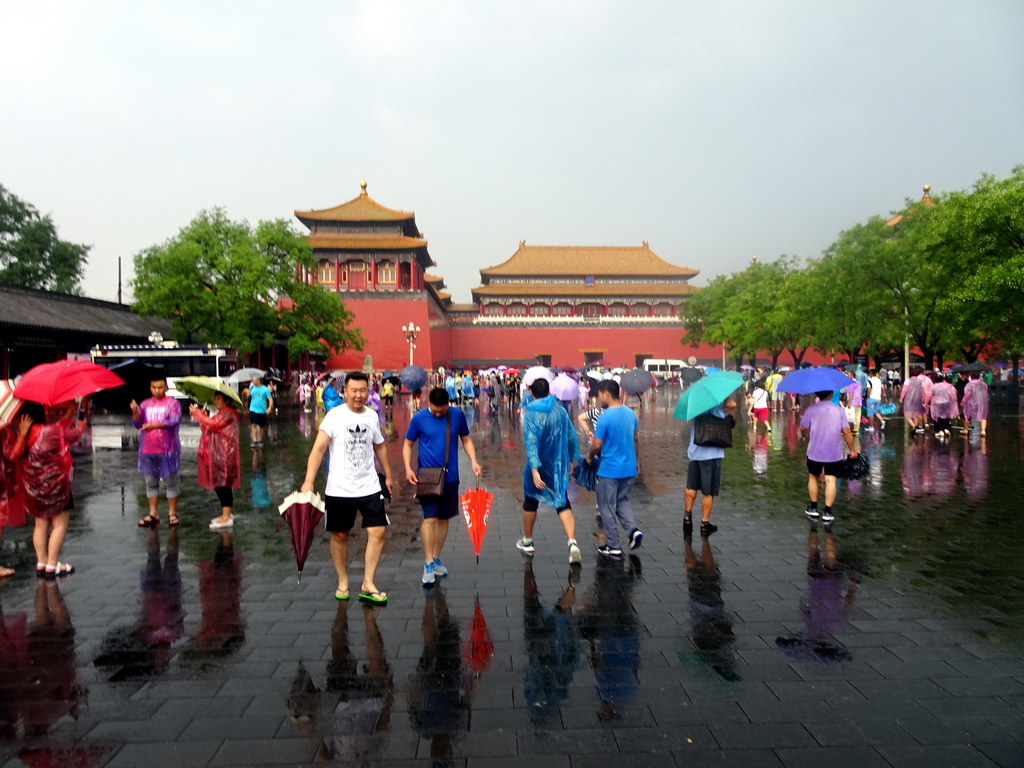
{"left": 278, "top": 491, "right": 327, "bottom": 583}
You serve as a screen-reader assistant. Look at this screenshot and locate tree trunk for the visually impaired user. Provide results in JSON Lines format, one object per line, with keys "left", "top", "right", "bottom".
{"left": 771, "top": 351, "right": 781, "bottom": 369}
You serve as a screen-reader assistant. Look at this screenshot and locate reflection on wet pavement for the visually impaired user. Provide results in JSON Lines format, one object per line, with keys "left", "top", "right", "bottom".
{"left": 1, "top": 389, "right": 1023, "bottom": 766}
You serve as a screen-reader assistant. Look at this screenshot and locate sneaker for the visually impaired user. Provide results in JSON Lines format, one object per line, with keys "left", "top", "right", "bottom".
{"left": 629, "top": 530, "right": 643, "bottom": 550}
{"left": 568, "top": 540, "right": 582, "bottom": 564}
{"left": 596, "top": 545, "right": 622, "bottom": 558}
{"left": 209, "top": 516, "right": 234, "bottom": 530}
{"left": 804, "top": 505, "right": 819, "bottom": 520}
{"left": 879, "top": 420, "right": 886, "bottom": 430}
{"left": 864, "top": 426, "right": 875, "bottom": 432}
{"left": 432, "top": 558, "right": 448, "bottom": 577}
{"left": 516, "top": 537, "right": 535, "bottom": 555}
{"left": 700, "top": 521, "right": 718, "bottom": 537}
{"left": 422, "top": 562, "right": 435, "bottom": 585}
{"left": 821, "top": 509, "right": 835, "bottom": 524}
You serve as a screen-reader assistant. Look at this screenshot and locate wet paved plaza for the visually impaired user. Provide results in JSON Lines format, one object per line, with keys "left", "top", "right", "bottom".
{"left": 1, "top": 388, "right": 1023, "bottom": 767}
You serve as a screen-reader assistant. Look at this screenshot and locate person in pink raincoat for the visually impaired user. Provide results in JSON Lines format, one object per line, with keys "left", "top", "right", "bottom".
{"left": 190, "top": 393, "right": 241, "bottom": 530}
{"left": 928, "top": 377, "right": 959, "bottom": 439}
{"left": 18, "top": 402, "right": 84, "bottom": 578}
{"left": 900, "top": 367, "right": 929, "bottom": 433}
{"left": 132, "top": 377, "right": 182, "bottom": 527}
{"left": 961, "top": 372, "right": 990, "bottom": 436}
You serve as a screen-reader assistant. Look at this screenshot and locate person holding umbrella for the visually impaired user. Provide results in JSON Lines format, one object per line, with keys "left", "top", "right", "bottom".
{"left": 403, "top": 388, "right": 482, "bottom": 585}
{"left": 300, "top": 372, "right": 394, "bottom": 603}
{"left": 801, "top": 391, "right": 858, "bottom": 525}
{"left": 190, "top": 392, "right": 242, "bottom": 530}
{"left": 0, "top": 411, "right": 32, "bottom": 577}
{"left": 132, "top": 375, "right": 182, "bottom": 528}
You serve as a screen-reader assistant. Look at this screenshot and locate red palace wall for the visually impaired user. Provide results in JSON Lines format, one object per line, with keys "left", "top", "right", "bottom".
{"left": 324, "top": 295, "right": 833, "bottom": 371}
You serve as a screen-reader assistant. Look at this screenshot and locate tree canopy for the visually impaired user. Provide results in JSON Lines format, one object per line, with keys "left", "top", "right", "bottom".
{"left": 0, "top": 184, "right": 90, "bottom": 294}
{"left": 681, "top": 167, "right": 1024, "bottom": 375}
{"left": 131, "top": 209, "right": 364, "bottom": 360}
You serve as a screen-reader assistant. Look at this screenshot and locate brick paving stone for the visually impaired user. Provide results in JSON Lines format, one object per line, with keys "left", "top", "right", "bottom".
{"left": 803, "top": 720, "right": 918, "bottom": 747}
{"left": 774, "top": 746, "right": 891, "bottom": 768}
{"left": 975, "top": 743, "right": 1024, "bottom": 768}
{"left": 106, "top": 740, "right": 223, "bottom": 768}
{"left": 669, "top": 748, "right": 784, "bottom": 767}
{"left": 709, "top": 723, "right": 816, "bottom": 749}
{"left": 877, "top": 745, "right": 1001, "bottom": 767}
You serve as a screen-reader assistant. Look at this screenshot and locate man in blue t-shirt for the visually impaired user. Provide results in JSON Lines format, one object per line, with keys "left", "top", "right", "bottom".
{"left": 404, "top": 388, "right": 481, "bottom": 585}
{"left": 586, "top": 380, "right": 643, "bottom": 557}
{"left": 246, "top": 376, "right": 274, "bottom": 446}
{"left": 685, "top": 396, "right": 737, "bottom": 537}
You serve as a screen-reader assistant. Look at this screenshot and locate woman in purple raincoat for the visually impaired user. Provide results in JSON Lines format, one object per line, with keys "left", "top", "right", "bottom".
{"left": 928, "top": 377, "right": 959, "bottom": 439}
{"left": 961, "top": 372, "right": 989, "bottom": 436}
{"left": 900, "top": 367, "right": 927, "bottom": 433}
{"left": 133, "top": 377, "right": 182, "bottom": 527}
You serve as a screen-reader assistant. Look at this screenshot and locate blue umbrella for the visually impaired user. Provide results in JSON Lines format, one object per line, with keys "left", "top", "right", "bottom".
{"left": 673, "top": 371, "right": 744, "bottom": 420}
{"left": 572, "top": 455, "right": 600, "bottom": 491}
{"left": 399, "top": 365, "right": 427, "bottom": 391}
{"left": 776, "top": 367, "right": 851, "bottom": 395}
{"left": 704, "top": 366, "right": 720, "bottom": 375}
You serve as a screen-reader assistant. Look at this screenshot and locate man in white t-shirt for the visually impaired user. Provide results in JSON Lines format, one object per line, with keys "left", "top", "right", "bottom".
{"left": 864, "top": 368, "right": 886, "bottom": 432}
{"left": 301, "top": 372, "right": 395, "bottom": 604}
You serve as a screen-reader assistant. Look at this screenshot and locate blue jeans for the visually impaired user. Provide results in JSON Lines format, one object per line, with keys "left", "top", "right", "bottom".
{"left": 596, "top": 476, "right": 638, "bottom": 549}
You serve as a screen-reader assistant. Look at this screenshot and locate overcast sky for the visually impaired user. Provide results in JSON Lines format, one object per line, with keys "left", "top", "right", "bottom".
{"left": 2, "top": 1, "right": 1021, "bottom": 305}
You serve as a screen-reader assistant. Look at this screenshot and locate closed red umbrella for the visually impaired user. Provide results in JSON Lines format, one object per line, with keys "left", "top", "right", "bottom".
{"left": 13, "top": 360, "right": 125, "bottom": 405}
{"left": 460, "top": 481, "right": 493, "bottom": 563}
{"left": 278, "top": 491, "right": 326, "bottom": 583}
{"left": 462, "top": 597, "right": 494, "bottom": 674}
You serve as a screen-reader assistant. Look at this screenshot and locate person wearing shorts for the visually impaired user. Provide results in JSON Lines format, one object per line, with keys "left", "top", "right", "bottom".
{"left": 246, "top": 377, "right": 273, "bottom": 446}
{"left": 800, "top": 391, "right": 857, "bottom": 526}
{"left": 403, "top": 388, "right": 481, "bottom": 585}
{"left": 684, "top": 397, "right": 736, "bottom": 537}
{"left": 301, "top": 372, "right": 394, "bottom": 603}
{"left": 132, "top": 376, "right": 182, "bottom": 528}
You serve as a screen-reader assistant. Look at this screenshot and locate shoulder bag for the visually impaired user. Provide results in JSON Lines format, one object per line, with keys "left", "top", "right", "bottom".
{"left": 693, "top": 412, "right": 736, "bottom": 448}
{"left": 415, "top": 410, "right": 451, "bottom": 499}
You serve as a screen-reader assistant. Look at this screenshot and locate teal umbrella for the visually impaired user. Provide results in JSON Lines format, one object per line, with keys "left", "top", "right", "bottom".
{"left": 673, "top": 371, "right": 744, "bottom": 421}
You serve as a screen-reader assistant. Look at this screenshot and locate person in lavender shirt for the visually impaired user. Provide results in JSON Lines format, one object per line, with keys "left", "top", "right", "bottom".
{"left": 132, "top": 376, "right": 182, "bottom": 527}
{"left": 800, "top": 391, "right": 857, "bottom": 526}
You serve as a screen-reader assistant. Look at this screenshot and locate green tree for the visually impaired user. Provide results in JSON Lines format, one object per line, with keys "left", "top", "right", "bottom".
{"left": 131, "top": 209, "right": 363, "bottom": 360}
{"left": 0, "top": 184, "right": 90, "bottom": 293}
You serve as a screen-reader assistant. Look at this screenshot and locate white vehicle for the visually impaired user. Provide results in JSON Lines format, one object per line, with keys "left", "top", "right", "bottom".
{"left": 91, "top": 342, "right": 239, "bottom": 401}
{"left": 643, "top": 358, "right": 686, "bottom": 380}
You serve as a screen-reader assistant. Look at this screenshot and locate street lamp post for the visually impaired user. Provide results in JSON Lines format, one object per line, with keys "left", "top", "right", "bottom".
{"left": 402, "top": 322, "right": 421, "bottom": 366}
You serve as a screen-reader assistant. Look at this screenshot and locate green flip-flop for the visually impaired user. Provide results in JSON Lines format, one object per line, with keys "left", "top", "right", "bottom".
{"left": 334, "top": 589, "right": 350, "bottom": 601}
{"left": 358, "top": 590, "right": 388, "bottom": 604}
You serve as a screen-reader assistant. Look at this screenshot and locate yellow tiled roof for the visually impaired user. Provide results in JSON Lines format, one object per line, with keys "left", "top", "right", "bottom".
{"left": 471, "top": 283, "right": 695, "bottom": 298}
{"left": 480, "top": 243, "right": 698, "bottom": 278}
{"left": 295, "top": 182, "right": 415, "bottom": 222}
{"left": 447, "top": 303, "right": 479, "bottom": 312}
{"left": 423, "top": 273, "right": 445, "bottom": 283}
{"left": 307, "top": 233, "right": 426, "bottom": 250}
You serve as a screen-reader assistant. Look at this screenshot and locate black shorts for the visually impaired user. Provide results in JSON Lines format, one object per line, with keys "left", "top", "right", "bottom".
{"left": 806, "top": 458, "right": 844, "bottom": 478}
{"left": 250, "top": 412, "right": 267, "bottom": 427}
{"left": 523, "top": 496, "right": 572, "bottom": 513}
{"left": 686, "top": 458, "right": 722, "bottom": 496}
{"left": 325, "top": 493, "right": 389, "bottom": 532}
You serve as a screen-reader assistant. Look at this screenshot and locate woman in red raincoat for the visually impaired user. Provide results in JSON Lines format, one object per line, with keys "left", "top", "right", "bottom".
{"left": 19, "top": 402, "right": 84, "bottom": 578}
{"left": 0, "top": 414, "right": 32, "bottom": 578}
{"left": 190, "top": 393, "right": 241, "bottom": 531}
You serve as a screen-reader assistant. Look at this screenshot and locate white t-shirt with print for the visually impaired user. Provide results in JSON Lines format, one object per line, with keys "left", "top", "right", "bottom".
{"left": 320, "top": 405, "right": 385, "bottom": 498}
{"left": 868, "top": 376, "right": 882, "bottom": 401}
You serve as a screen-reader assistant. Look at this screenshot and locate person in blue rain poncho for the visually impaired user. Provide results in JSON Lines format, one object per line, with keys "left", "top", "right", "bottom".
{"left": 445, "top": 375, "right": 458, "bottom": 404}
{"left": 516, "top": 378, "right": 583, "bottom": 565}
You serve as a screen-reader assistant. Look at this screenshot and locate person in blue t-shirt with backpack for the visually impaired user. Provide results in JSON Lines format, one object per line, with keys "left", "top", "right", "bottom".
{"left": 585, "top": 380, "right": 643, "bottom": 557}
{"left": 403, "top": 388, "right": 481, "bottom": 586}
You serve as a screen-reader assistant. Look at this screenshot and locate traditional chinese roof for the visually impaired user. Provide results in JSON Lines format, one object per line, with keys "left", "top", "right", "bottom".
{"left": 307, "top": 233, "right": 427, "bottom": 251}
{"left": 446, "top": 303, "right": 478, "bottom": 313}
{"left": 886, "top": 184, "right": 936, "bottom": 227}
{"left": 480, "top": 243, "right": 699, "bottom": 279}
{"left": 423, "top": 273, "right": 445, "bottom": 283}
{"left": 0, "top": 285, "right": 171, "bottom": 339}
{"left": 472, "top": 283, "right": 695, "bottom": 299}
{"left": 295, "top": 181, "right": 415, "bottom": 224}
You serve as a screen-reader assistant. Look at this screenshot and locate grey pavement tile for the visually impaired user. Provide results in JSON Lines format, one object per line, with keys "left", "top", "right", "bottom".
{"left": 560, "top": 703, "right": 657, "bottom": 729}
{"left": 708, "top": 723, "right": 816, "bottom": 749}
{"left": 899, "top": 716, "right": 1018, "bottom": 745}
{"left": 850, "top": 678, "right": 951, "bottom": 699}
{"left": 107, "top": 740, "right": 223, "bottom": 768}
{"left": 177, "top": 715, "right": 287, "bottom": 742}
{"left": 917, "top": 696, "right": 1015, "bottom": 719}
{"left": 470, "top": 757, "right": 570, "bottom": 768}
{"left": 209, "top": 738, "right": 317, "bottom": 765}
{"left": 738, "top": 699, "right": 843, "bottom": 724}
{"left": 933, "top": 676, "right": 1024, "bottom": 698}
{"left": 767, "top": 680, "right": 864, "bottom": 701}
{"left": 650, "top": 701, "right": 750, "bottom": 727}
{"left": 877, "top": 745, "right": 1001, "bottom": 767}
{"left": 517, "top": 728, "right": 617, "bottom": 755}
{"left": 86, "top": 718, "right": 191, "bottom": 743}
{"left": 570, "top": 755, "right": 677, "bottom": 768}
{"left": 614, "top": 724, "right": 717, "bottom": 752}
{"left": 669, "top": 748, "right": 783, "bottom": 767}
{"left": 804, "top": 720, "right": 917, "bottom": 747}
{"left": 975, "top": 743, "right": 1024, "bottom": 768}
{"left": 153, "top": 696, "right": 254, "bottom": 719}
{"left": 774, "top": 746, "right": 891, "bottom": 768}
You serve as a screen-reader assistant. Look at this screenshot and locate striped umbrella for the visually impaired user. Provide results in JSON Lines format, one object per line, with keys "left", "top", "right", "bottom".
{"left": 0, "top": 379, "right": 24, "bottom": 429}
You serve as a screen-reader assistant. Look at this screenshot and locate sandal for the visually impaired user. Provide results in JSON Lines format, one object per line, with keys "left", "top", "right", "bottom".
{"left": 683, "top": 514, "right": 693, "bottom": 531}
{"left": 334, "top": 589, "right": 350, "bottom": 601}
{"left": 0, "top": 566, "right": 14, "bottom": 578}
{"left": 36, "top": 563, "right": 47, "bottom": 577}
{"left": 138, "top": 515, "right": 159, "bottom": 527}
{"left": 44, "top": 562, "right": 75, "bottom": 578}
{"left": 358, "top": 590, "right": 388, "bottom": 604}
{"left": 168, "top": 516, "right": 181, "bottom": 527}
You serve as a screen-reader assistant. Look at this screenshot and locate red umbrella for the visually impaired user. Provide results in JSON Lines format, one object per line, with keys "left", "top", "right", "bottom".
{"left": 278, "top": 491, "right": 326, "bottom": 583}
{"left": 460, "top": 481, "right": 493, "bottom": 563}
{"left": 462, "top": 597, "right": 494, "bottom": 675}
{"left": 13, "top": 360, "right": 125, "bottom": 405}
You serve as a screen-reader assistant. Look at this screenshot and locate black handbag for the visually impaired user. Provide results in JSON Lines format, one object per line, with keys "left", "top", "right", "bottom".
{"left": 415, "top": 410, "right": 451, "bottom": 499}
{"left": 693, "top": 412, "right": 736, "bottom": 448}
